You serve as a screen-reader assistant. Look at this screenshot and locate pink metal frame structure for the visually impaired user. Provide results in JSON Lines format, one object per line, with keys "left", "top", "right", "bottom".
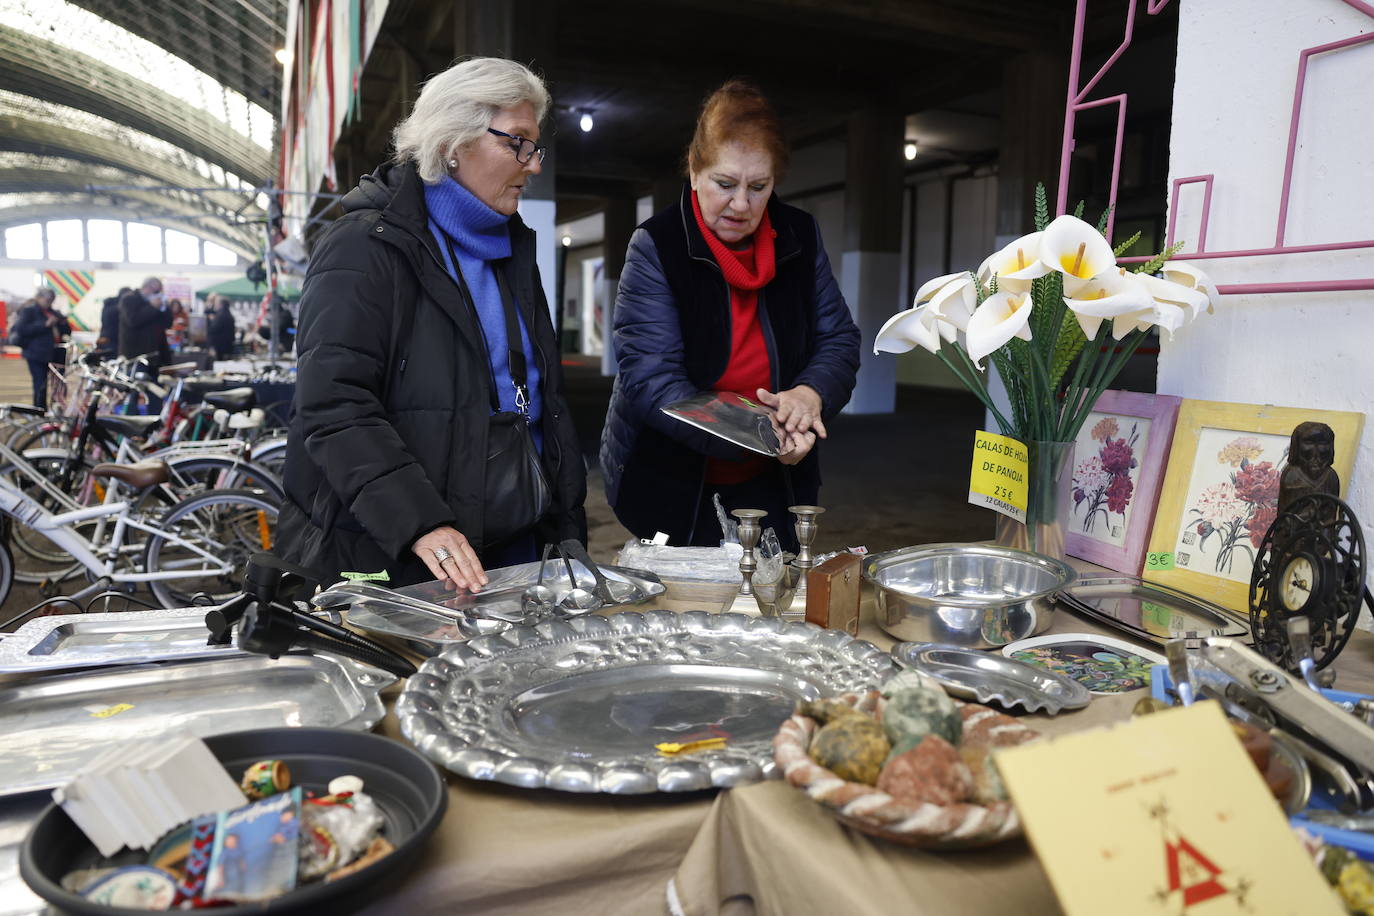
{"left": 1057, "top": 0, "right": 1374, "bottom": 295}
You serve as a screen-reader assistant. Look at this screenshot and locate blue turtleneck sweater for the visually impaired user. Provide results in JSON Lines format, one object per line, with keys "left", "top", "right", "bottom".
{"left": 424, "top": 176, "right": 542, "bottom": 447}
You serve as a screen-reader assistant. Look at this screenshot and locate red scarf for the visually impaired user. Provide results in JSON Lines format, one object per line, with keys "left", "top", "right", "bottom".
{"left": 691, "top": 191, "right": 776, "bottom": 484}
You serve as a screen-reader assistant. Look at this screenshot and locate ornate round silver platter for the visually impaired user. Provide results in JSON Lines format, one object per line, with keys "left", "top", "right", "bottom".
{"left": 1058, "top": 575, "right": 1248, "bottom": 646}
{"left": 890, "top": 642, "right": 1092, "bottom": 715}
{"left": 397, "top": 610, "right": 897, "bottom": 794}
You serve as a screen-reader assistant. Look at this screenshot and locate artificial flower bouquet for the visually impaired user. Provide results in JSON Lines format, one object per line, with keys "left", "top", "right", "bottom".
{"left": 874, "top": 185, "right": 1218, "bottom": 553}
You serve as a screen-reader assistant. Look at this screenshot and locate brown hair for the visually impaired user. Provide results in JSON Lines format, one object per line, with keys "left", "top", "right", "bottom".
{"left": 687, "top": 80, "right": 788, "bottom": 181}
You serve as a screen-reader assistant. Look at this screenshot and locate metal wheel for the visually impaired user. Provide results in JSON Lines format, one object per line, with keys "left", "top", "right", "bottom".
{"left": 143, "top": 488, "right": 278, "bottom": 607}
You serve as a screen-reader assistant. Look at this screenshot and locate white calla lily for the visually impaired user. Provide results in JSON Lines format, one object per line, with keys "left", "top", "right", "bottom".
{"left": 926, "top": 275, "right": 978, "bottom": 336}
{"left": 965, "top": 290, "right": 1033, "bottom": 368}
{"left": 874, "top": 304, "right": 942, "bottom": 355}
{"left": 1139, "top": 273, "right": 1210, "bottom": 326}
{"left": 1159, "top": 261, "right": 1218, "bottom": 315}
{"left": 1062, "top": 268, "right": 1156, "bottom": 339}
{"left": 913, "top": 271, "right": 967, "bottom": 306}
{"left": 977, "top": 231, "right": 1051, "bottom": 288}
{"left": 1042, "top": 214, "right": 1116, "bottom": 292}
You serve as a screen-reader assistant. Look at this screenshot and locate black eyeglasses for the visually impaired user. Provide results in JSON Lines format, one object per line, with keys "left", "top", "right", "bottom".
{"left": 487, "top": 128, "right": 547, "bottom": 165}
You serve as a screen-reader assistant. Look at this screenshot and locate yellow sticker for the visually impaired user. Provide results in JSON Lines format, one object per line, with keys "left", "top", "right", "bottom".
{"left": 968, "top": 430, "right": 1029, "bottom": 522}
{"left": 89, "top": 703, "right": 135, "bottom": 719}
{"left": 655, "top": 738, "right": 728, "bottom": 757}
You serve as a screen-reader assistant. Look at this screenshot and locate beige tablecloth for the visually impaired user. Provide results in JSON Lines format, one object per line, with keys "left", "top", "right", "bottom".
{"left": 351, "top": 574, "right": 1374, "bottom": 916}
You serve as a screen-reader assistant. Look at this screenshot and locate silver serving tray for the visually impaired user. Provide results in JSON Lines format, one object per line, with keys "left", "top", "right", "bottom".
{"left": 0, "top": 654, "right": 394, "bottom": 798}
{"left": 398, "top": 610, "right": 896, "bottom": 794}
{"left": 323, "top": 563, "right": 667, "bottom": 650}
{"left": 1059, "top": 575, "right": 1248, "bottom": 645}
{"left": 0, "top": 608, "right": 241, "bottom": 674}
{"left": 890, "top": 642, "right": 1092, "bottom": 715}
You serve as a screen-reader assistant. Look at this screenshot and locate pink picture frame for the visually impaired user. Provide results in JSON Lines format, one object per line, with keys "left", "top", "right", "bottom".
{"left": 1065, "top": 391, "right": 1183, "bottom": 574}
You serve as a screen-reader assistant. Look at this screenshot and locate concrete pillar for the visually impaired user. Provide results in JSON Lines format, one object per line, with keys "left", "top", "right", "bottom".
{"left": 650, "top": 176, "right": 682, "bottom": 216}
{"left": 996, "top": 51, "right": 1067, "bottom": 241}
{"left": 841, "top": 106, "right": 904, "bottom": 414}
{"left": 600, "top": 194, "right": 637, "bottom": 376}
{"left": 458, "top": 0, "right": 559, "bottom": 321}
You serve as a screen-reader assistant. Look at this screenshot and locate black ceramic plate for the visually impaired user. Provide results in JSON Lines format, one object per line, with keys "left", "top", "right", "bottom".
{"left": 20, "top": 727, "right": 447, "bottom": 915}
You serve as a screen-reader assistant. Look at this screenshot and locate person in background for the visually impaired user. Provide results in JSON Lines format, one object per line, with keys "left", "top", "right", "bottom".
{"left": 256, "top": 297, "right": 295, "bottom": 354}
{"left": 207, "top": 293, "right": 237, "bottom": 360}
{"left": 276, "top": 56, "right": 587, "bottom": 590}
{"left": 97, "top": 286, "right": 130, "bottom": 355}
{"left": 118, "top": 276, "right": 171, "bottom": 368}
{"left": 600, "top": 80, "right": 861, "bottom": 549}
{"left": 166, "top": 299, "right": 189, "bottom": 353}
{"left": 11, "top": 288, "right": 71, "bottom": 408}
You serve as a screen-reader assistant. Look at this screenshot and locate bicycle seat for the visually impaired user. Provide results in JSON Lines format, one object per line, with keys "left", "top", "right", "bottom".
{"left": 90, "top": 458, "right": 171, "bottom": 489}
{"left": 158, "top": 362, "right": 201, "bottom": 378}
{"left": 93, "top": 414, "right": 164, "bottom": 440}
{"left": 0, "top": 403, "right": 45, "bottom": 416}
{"left": 203, "top": 387, "right": 257, "bottom": 412}
{"left": 184, "top": 378, "right": 231, "bottom": 396}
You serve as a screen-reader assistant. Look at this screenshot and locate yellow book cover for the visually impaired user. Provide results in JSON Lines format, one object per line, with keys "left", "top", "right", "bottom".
{"left": 996, "top": 702, "right": 1340, "bottom": 915}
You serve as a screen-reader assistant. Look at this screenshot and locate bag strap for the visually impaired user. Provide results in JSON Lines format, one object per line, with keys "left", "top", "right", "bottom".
{"left": 441, "top": 233, "right": 530, "bottom": 418}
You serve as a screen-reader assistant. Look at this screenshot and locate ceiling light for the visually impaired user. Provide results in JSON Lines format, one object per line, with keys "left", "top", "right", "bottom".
{"left": 275, "top": 48, "right": 292, "bottom": 67}
{"left": 903, "top": 141, "right": 918, "bottom": 161}
{"left": 579, "top": 111, "right": 594, "bottom": 133}
{"left": 561, "top": 235, "right": 572, "bottom": 247}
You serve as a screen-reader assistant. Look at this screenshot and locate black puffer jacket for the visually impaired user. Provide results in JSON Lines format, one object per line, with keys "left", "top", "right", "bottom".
{"left": 276, "top": 161, "right": 587, "bottom": 586}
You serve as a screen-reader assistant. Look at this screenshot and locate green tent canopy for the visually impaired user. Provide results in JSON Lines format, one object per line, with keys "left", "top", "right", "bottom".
{"left": 198, "top": 277, "right": 302, "bottom": 302}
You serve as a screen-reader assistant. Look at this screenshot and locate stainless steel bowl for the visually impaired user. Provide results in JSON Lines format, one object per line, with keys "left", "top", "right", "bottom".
{"left": 864, "top": 543, "right": 1076, "bottom": 648}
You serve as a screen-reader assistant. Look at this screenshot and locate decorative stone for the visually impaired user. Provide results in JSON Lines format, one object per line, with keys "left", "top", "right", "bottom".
{"left": 877, "top": 736, "right": 972, "bottom": 807}
{"left": 797, "top": 698, "right": 865, "bottom": 727}
{"left": 809, "top": 715, "right": 891, "bottom": 785}
{"left": 959, "top": 746, "right": 1009, "bottom": 804}
{"left": 881, "top": 686, "right": 961, "bottom": 750}
{"left": 880, "top": 669, "right": 939, "bottom": 697}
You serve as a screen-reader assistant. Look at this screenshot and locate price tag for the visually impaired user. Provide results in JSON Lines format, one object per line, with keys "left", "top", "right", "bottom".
{"left": 340, "top": 569, "right": 390, "bottom": 582}
{"left": 968, "top": 431, "right": 1028, "bottom": 523}
{"left": 1144, "top": 551, "right": 1175, "bottom": 571}
{"left": 88, "top": 703, "right": 135, "bottom": 719}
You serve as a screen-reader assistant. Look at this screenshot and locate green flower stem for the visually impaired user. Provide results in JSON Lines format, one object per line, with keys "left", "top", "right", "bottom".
{"left": 1027, "top": 345, "right": 1056, "bottom": 442}
{"left": 1062, "top": 330, "right": 1147, "bottom": 440}
{"left": 1057, "top": 324, "right": 1105, "bottom": 438}
{"left": 937, "top": 350, "right": 1015, "bottom": 433}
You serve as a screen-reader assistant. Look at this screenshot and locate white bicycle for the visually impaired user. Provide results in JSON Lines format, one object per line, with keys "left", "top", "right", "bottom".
{"left": 0, "top": 442, "right": 277, "bottom": 609}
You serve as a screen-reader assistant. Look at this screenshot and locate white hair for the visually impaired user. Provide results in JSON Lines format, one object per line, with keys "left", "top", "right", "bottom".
{"left": 392, "top": 57, "right": 550, "bottom": 184}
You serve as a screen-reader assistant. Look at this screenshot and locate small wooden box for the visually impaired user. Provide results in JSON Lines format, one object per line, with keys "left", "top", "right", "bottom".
{"left": 805, "top": 553, "right": 861, "bottom": 635}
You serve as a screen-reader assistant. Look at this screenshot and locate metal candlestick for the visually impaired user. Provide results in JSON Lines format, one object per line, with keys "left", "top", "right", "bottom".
{"left": 785, "top": 505, "right": 825, "bottom": 621}
{"left": 727, "top": 509, "right": 768, "bottom": 614}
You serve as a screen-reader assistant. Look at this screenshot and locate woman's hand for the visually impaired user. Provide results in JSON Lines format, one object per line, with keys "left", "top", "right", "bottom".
{"left": 776, "top": 429, "right": 817, "bottom": 466}
{"left": 756, "top": 385, "right": 825, "bottom": 438}
{"left": 412, "top": 525, "right": 488, "bottom": 593}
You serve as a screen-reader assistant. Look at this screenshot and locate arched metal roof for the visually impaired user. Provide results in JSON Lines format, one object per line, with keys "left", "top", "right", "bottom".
{"left": 0, "top": 0, "right": 282, "bottom": 258}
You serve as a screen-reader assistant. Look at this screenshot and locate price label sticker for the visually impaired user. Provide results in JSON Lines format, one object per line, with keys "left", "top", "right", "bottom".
{"left": 1144, "top": 551, "right": 1175, "bottom": 571}
{"left": 88, "top": 703, "right": 135, "bottom": 719}
{"left": 968, "top": 431, "right": 1028, "bottom": 523}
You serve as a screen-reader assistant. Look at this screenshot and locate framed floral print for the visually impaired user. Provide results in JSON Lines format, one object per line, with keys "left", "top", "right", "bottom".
{"left": 1143, "top": 399, "right": 1364, "bottom": 615}
{"left": 1065, "top": 391, "right": 1182, "bottom": 574}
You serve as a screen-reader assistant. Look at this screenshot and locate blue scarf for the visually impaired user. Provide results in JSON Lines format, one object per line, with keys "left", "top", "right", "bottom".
{"left": 424, "top": 176, "right": 542, "bottom": 445}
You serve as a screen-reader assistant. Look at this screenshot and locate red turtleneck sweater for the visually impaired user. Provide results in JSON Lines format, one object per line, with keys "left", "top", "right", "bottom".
{"left": 691, "top": 191, "right": 777, "bottom": 484}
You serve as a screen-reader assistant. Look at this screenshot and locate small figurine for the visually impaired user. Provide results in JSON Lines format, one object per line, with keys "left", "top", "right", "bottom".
{"left": 1278, "top": 421, "right": 1339, "bottom": 515}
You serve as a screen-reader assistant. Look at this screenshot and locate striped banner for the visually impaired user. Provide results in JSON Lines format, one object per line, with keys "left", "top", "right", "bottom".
{"left": 42, "top": 270, "right": 94, "bottom": 330}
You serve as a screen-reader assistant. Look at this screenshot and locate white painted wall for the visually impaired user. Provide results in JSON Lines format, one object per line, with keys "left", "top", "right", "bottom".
{"left": 1162, "top": 1, "right": 1374, "bottom": 561}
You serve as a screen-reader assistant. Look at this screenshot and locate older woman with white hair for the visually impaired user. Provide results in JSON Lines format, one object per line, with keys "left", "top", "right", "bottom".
{"left": 277, "top": 57, "right": 587, "bottom": 590}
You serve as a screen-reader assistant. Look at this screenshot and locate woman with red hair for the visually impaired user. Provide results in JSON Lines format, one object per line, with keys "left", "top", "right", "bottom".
{"left": 601, "top": 80, "right": 860, "bottom": 548}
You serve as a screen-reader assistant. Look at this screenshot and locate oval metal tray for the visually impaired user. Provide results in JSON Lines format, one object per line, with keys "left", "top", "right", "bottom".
{"left": 1059, "top": 575, "right": 1248, "bottom": 645}
{"left": 890, "top": 642, "right": 1092, "bottom": 714}
{"left": 0, "top": 607, "right": 242, "bottom": 674}
{"left": 0, "top": 654, "right": 394, "bottom": 798}
{"left": 397, "top": 610, "right": 897, "bottom": 794}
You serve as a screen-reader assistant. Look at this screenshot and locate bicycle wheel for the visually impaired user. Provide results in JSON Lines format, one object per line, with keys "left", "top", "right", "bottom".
{"left": 2, "top": 452, "right": 94, "bottom": 584}
{"left": 162, "top": 456, "right": 284, "bottom": 503}
{"left": 143, "top": 488, "right": 279, "bottom": 608}
{"left": 9, "top": 418, "right": 71, "bottom": 452}
{"left": 0, "top": 537, "right": 14, "bottom": 610}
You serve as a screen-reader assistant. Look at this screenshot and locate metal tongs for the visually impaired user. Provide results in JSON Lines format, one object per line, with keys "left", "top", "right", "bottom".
{"left": 1170, "top": 635, "right": 1374, "bottom": 812}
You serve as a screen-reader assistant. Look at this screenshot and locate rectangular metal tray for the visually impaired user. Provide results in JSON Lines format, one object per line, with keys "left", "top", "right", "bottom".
{"left": 0, "top": 653, "right": 395, "bottom": 798}
{"left": 0, "top": 608, "right": 242, "bottom": 674}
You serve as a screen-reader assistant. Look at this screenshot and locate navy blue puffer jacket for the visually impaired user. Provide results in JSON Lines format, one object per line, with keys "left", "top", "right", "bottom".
{"left": 599, "top": 187, "right": 860, "bottom": 545}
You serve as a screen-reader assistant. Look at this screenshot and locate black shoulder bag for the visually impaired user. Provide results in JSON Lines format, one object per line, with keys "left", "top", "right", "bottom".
{"left": 443, "top": 237, "right": 553, "bottom": 548}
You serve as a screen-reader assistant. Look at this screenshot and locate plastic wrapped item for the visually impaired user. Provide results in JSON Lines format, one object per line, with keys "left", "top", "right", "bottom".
{"left": 614, "top": 540, "right": 743, "bottom": 584}
{"left": 754, "top": 529, "right": 786, "bottom": 586}
{"left": 297, "top": 790, "right": 384, "bottom": 881}
{"left": 712, "top": 493, "right": 738, "bottom": 545}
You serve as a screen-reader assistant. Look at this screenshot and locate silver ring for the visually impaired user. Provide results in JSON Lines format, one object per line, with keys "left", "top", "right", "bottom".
{"left": 432, "top": 547, "right": 452, "bottom": 562}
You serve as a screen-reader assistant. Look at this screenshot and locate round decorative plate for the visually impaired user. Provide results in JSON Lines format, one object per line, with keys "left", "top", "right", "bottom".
{"left": 397, "top": 611, "right": 897, "bottom": 794}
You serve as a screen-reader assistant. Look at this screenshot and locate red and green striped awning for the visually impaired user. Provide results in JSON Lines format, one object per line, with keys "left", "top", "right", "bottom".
{"left": 42, "top": 270, "right": 94, "bottom": 330}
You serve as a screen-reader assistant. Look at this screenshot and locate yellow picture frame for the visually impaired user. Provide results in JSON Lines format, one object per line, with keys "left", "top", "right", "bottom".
{"left": 1143, "top": 398, "right": 1364, "bottom": 615}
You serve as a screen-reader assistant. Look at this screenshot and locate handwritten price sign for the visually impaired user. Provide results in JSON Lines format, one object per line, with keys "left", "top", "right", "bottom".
{"left": 968, "top": 431, "right": 1028, "bottom": 523}
{"left": 1144, "top": 551, "right": 1175, "bottom": 571}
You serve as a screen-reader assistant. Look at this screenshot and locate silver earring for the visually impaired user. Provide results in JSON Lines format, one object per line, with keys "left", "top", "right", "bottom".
{"left": 447, "top": 159, "right": 457, "bottom": 168}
